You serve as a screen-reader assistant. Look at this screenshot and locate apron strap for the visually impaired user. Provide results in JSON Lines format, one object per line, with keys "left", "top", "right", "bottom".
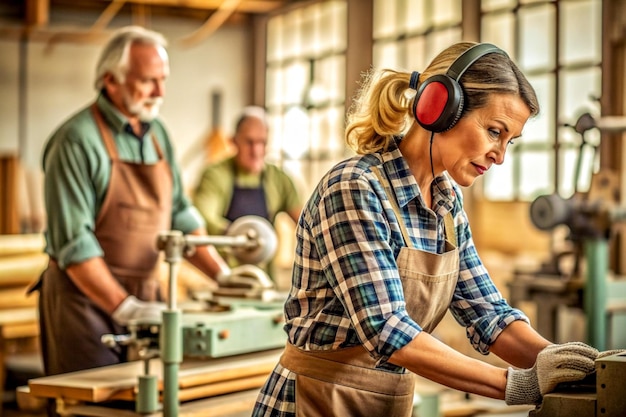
{"left": 371, "top": 165, "right": 457, "bottom": 249}
{"left": 371, "top": 166, "right": 414, "bottom": 249}
{"left": 443, "top": 211, "right": 457, "bottom": 248}
{"left": 91, "top": 102, "right": 165, "bottom": 161}
{"left": 91, "top": 103, "right": 119, "bottom": 159}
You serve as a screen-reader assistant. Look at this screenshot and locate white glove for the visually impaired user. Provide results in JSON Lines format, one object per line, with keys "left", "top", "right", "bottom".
{"left": 598, "top": 349, "right": 626, "bottom": 359}
{"left": 111, "top": 295, "right": 166, "bottom": 326}
{"left": 505, "top": 341, "right": 599, "bottom": 405}
{"left": 216, "top": 264, "right": 274, "bottom": 289}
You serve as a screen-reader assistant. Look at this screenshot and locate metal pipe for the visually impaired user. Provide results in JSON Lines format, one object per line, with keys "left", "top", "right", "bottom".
{"left": 161, "top": 309, "right": 181, "bottom": 417}
{"left": 584, "top": 238, "right": 608, "bottom": 351}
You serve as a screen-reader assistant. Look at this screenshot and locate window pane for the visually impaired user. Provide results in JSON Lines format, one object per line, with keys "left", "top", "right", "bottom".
{"left": 524, "top": 74, "right": 555, "bottom": 143}
{"left": 314, "top": 55, "right": 346, "bottom": 104}
{"left": 309, "top": 106, "right": 345, "bottom": 159}
{"left": 519, "top": 4, "right": 555, "bottom": 71}
{"left": 427, "top": 28, "right": 462, "bottom": 61}
{"left": 283, "top": 9, "right": 304, "bottom": 60}
{"left": 558, "top": 144, "right": 597, "bottom": 198}
{"left": 373, "top": 0, "right": 400, "bottom": 39}
{"left": 301, "top": 3, "right": 322, "bottom": 56}
{"left": 282, "top": 106, "right": 310, "bottom": 160}
{"left": 484, "top": 154, "right": 515, "bottom": 200}
{"left": 403, "top": 0, "right": 429, "bottom": 33}
{"left": 432, "top": 0, "right": 462, "bottom": 25}
{"left": 373, "top": 42, "right": 401, "bottom": 69}
{"left": 520, "top": 151, "right": 553, "bottom": 199}
{"left": 481, "top": 12, "right": 516, "bottom": 54}
{"left": 267, "top": 16, "right": 284, "bottom": 63}
{"left": 482, "top": 0, "right": 516, "bottom": 12}
{"left": 266, "top": 66, "right": 283, "bottom": 107}
{"left": 560, "top": 0, "right": 601, "bottom": 66}
{"left": 267, "top": 113, "right": 284, "bottom": 162}
{"left": 283, "top": 60, "right": 310, "bottom": 106}
{"left": 405, "top": 36, "right": 428, "bottom": 71}
{"left": 321, "top": 1, "right": 347, "bottom": 52}
{"left": 559, "top": 68, "right": 601, "bottom": 123}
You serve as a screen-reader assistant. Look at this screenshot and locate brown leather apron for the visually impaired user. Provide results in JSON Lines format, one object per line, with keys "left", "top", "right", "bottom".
{"left": 38, "top": 104, "right": 173, "bottom": 375}
{"left": 280, "top": 166, "right": 459, "bottom": 416}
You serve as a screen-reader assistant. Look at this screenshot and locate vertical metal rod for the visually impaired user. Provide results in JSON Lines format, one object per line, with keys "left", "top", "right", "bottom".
{"left": 584, "top": 238, "right": 607, "bottom": 351}
{"left": 168, "top": 262, "right": 179, "bottom": 310}
{"left": 162, "top": 309, "right": 181, "bottom": 417}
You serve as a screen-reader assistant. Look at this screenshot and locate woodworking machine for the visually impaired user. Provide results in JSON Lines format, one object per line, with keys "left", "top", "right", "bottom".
{"left": 106, "top": 216, "right": 288, "bottom": 417}
{"left": 529, "top": 351, "right": 626, "bottom": 416}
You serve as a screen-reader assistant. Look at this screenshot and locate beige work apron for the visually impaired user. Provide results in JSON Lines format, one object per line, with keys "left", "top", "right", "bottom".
{"left": 280, "top": 166, "right": 459, "bottom": 417}
{"left": 38, "top": 104, "right": 173, "bottom": 375}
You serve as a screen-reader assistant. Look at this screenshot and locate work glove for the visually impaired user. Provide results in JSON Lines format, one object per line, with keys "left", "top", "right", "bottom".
{"left": 505, "top": 341, "right": 599, "bottom": 405}
{"left": 111, "top": 295, "right": 167, "bottom": 326}
{"left": 597, "top": 349, "right": 626, "bottom": 359}
{"left": 216, "top": 264, "right": 274, "bottom": 289}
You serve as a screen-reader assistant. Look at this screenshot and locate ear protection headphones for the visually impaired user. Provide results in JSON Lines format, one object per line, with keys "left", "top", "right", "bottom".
{"left": 412, "top": 43, "right": 506, "bottom": 133}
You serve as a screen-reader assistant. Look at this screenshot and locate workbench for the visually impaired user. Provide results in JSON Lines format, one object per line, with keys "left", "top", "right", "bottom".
{"left": 28, "top": 348, "right": 282, "bottom": 416}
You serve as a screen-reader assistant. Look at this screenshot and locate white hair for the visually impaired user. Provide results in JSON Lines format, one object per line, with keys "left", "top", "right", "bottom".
{"left": 94, "top": 26, "right": 168, "bottom": 91}
{"left": 235, "top": 106, "right": 268, "bottom": 133}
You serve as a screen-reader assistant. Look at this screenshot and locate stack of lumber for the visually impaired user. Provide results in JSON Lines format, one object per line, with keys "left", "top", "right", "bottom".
{"left": 0, "top": 233, "right": 47, "bottom": 413}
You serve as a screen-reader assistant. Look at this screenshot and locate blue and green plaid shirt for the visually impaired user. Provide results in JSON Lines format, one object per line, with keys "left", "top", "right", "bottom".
{"left": 253, "top": 137, "right": 527, "bottom": 416}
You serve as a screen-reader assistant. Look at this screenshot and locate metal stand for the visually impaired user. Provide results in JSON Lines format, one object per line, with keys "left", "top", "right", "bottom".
{"left": 585, "top": 238, "right": 608, "bottom": 350}
{"left": 153, "top": 217, "right": 277, "bottom": 417}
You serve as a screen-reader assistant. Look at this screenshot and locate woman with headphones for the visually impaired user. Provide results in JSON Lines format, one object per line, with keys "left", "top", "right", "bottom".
{"left": 252, "top": 42, "right": 602, "bottom": 416}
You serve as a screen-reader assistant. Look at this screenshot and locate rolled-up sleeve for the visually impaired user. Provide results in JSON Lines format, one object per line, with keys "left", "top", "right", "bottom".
{"left": 307, "top": 175, "right": 421, "bottom": 362}
{"left": 43, "top": 133, "right": 103, "bottom": 269}
{"left": 450, "top": 207, "right": 529, "bottom": 354}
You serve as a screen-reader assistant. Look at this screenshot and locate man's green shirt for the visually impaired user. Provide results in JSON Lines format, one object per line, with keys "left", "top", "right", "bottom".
{"left": 42, "top": 93, "right": 203, "bottom": 269}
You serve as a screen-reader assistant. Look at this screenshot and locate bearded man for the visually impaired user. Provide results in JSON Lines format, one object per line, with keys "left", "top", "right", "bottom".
{"left": 36, "top": 26, "right": 232, "bottom": 380}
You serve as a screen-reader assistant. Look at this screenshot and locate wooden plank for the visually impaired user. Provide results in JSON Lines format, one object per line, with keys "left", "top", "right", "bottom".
{"left": 0, "top": 253, "right": 47, "bottom": 286}
{"left": 57, "top": 389, "right": 260, "bottom": 417}
{"left": 0, "top": 287, "right": 38, "bottom": 309}
{"left": 0, "top": 155, "right": 20, "bottom": 234}
{"left": 0, "top": 233, "right": 45, "bottom": 257}
{"left": 29, "top": 349, "right": 282, "bottom": 403}
{"left": 178, "top": 354, "right": 276, "bottom": 388}
{"left": 0, "top": 307, "right": 38, "bottom": 325}
{"left": 177, "top": 374, "right": 268, "bottom": 402}
{"left": 2, "top": 322, "right": 40, "bottom": 339}
{"left": 25, "top": 0, "right": 49, "bottom": 26}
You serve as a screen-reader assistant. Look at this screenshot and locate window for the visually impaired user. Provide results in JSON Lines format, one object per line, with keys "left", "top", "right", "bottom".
{"left": 265, "top": 1, "right": 348, "bottom": 198}
{"left": 371, "top": 0, "right": 601, "bottom": 201}
{"left": 481, "top": 0, "right": 602, "bottom": 200}
{"left": 372, "top": 0, "right": 463, "bottom": 71}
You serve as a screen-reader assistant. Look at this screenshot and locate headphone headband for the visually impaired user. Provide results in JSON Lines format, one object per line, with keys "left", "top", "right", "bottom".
{"left": 447, "top": 43, "right": 507, "bottom": 81}
{"left": 412, "top": 42, "right": 508, "bottom": 133}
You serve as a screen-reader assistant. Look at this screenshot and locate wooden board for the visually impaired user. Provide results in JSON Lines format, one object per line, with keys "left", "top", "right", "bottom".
{"left": 0, "top": 233, "right": 45, "bottom": 257}
{"left": 0, "top": 253, "right": 47, "bottom": 287}
{"left": 0, "top": 307, "right": 39, "bottom": 339}
{"left": 56, "top": 388, "right": 261, "bottom": 417}
{"left": 28, "top": 349, "right": 282, "bottom": 403}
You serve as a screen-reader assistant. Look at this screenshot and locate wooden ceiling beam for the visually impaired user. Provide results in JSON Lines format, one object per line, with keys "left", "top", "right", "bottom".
{"left": 26, "top": 0, "right": 49, "bottom": 26}
{"left": 79, "top": 0, "right": 286, "bottom": 14}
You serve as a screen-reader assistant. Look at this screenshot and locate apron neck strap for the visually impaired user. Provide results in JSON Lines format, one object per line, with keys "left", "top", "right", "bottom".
{"left": 371, "top": 165, "right": 457, "bottom": 248}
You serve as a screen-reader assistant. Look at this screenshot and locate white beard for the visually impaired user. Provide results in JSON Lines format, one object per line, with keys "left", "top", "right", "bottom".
{"left": 125, "top": 95, "right": 163, "bottom": 122}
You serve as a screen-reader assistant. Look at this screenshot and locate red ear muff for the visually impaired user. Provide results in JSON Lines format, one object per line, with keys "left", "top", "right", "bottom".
{"left": 413, "top": 74, "right": 464, "bottom": 133}
{"left": 411, "top": 43, "right": 507, "bottom": 133}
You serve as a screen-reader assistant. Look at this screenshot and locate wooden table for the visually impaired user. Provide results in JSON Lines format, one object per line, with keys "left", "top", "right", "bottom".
{"left": 28, "top": 349, "right": 282, "bottom": 415}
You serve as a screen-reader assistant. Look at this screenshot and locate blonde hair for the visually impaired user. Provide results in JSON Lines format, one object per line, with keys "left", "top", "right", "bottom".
{"left": 345, "top": 42, "right": 539, "bottom": 155}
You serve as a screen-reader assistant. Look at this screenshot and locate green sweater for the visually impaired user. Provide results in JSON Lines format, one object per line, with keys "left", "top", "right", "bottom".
{"left": 193, "top": 157, "right": 301, "bottom": 236}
